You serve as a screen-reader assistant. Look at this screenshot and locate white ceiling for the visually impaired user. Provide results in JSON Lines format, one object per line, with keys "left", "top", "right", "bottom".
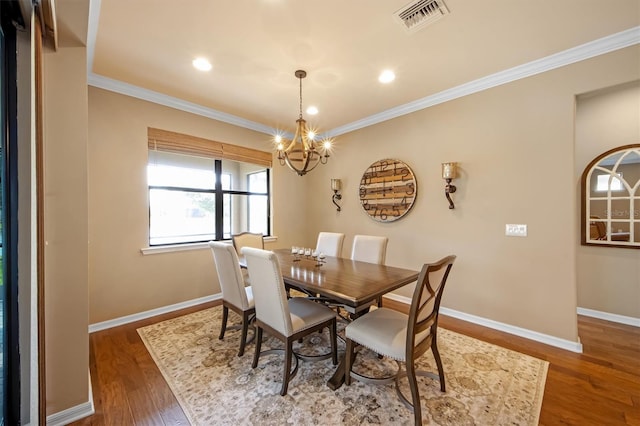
{"left": 88, "top": 0, "right": 640, "bottom": 137}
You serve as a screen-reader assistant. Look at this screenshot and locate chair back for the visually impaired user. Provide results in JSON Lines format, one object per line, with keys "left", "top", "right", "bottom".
{"left": 232, "top": 232, "right": 264, "bottom": 256}
{"left": 351, "top": 235, "right": 388, "bottom": 264}
{"left": 407, "top": 255, "right": 456, "bottom": 358}
{"left": 242, "top": 247, "right": 293, "bottom": 336}
{"left": 315, "top": 232, "right": 345, "bottom": 257}
{"left": 209, "top": 242, "right": 251, "bottom": 310}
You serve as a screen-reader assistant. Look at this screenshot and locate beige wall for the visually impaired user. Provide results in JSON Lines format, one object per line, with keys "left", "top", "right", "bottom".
{"left": 304, "top": 46, "right": 640, "bottom": 342}
{"left": 87, "top": 87, "right": 309, "bottom": 323}
{"left": 576, "top": 81, "right": 640, "bottom": 318}
{"left": 43, "top": 43, "right": 89, "bottom": 416}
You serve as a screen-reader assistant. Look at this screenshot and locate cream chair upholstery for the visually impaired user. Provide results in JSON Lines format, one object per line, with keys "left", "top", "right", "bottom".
{"left": 231, "top": 232, "right": 264, "bottom": 284}
{"left": 351, "top": 234, "right": 388, "bottom": 265}
{"left": 231, "top": 232, "right": 264, "bottom": 255}
{"left": 209, "top": 242, "right": 255, "bottom": 357}
{"left": 242, "top": 247, "right": 338, "bottom": 396}
{"left": 351, "top": 235, "right": 388, "bottom": 307}
{"left": 315, "top": 232, "right": 345, "bottom": 257}
{"left": 344, "top": 255, "right": 456, "bottom": 425}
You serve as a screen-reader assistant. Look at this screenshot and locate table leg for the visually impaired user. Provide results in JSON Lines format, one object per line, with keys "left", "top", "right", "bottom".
{"left": 327, "top": 354, "right": 346, "bottom": 390}
{"left": 328, "top": 349, "right": 361, "bottom": 390}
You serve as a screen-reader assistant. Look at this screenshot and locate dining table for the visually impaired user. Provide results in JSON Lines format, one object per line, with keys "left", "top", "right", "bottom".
{"left": 240, "top": 248, "right": 419, "bottom": 389}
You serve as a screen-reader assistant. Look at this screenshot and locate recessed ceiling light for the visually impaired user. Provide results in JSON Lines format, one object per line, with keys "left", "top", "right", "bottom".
{"left": 306, "top": 106, "right": 318, "bottom": 115}
{"left": 378, "top": 70, "right": 395, "bottom": 84}
{"left": 192, "top": 57, "right": 212, "bottom": 72}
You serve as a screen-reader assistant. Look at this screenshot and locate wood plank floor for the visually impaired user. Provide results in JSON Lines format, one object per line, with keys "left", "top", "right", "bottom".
{"left": 70, "top": 300, "right": 640, "bottom": 425}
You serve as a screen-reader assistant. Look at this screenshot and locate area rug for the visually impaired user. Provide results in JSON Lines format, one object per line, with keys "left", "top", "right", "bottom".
{"left": 137, "top": 306, "right": 548, "bottom": 425}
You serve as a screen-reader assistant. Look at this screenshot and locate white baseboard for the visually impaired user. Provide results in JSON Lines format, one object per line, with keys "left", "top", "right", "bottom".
{"left": 577, "top": 307, "right": 640, "bottom": 327}
{"left": 89, "top": 294, "right": 221, "bottom": 333}
{"left": 46, "top": 370, "right": 94, "bottom": 425}
{"left": 383, "top": 293, "right": 583, "bottom": 353}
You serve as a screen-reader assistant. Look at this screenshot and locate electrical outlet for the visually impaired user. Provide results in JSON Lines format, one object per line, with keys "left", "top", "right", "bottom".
{"left": 505, "top": 224, "right": 527, "bottom": 237}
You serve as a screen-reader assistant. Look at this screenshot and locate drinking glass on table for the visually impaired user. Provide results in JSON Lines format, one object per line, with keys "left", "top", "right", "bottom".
{"left": 292, "top": 246, "right": 300, "bottom": 261}
{"left": 304, "top": 248, "right": 312, "bottom": 258}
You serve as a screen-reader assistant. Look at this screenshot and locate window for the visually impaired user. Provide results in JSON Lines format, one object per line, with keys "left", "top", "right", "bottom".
{"left": 596, "top": 173, "right": 623, "bottom": 192}
{"left": 247, "top": 171, "right": 268, "bottom": 233}
{"left": 147, "top": 129, "right": 272, "bottom": 246}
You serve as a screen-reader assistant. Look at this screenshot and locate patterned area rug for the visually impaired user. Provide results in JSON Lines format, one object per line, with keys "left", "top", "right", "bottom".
{"left": 137, "top": 306, "right": 548, "bottom": 425}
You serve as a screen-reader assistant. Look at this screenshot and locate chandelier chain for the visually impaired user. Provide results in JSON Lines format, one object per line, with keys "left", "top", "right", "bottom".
{"left": 299, "top": 75, "right": 303, "bottom": 120}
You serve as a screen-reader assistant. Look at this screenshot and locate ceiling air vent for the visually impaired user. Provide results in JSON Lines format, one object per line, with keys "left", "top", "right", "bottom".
{"left": 394, "top": 0, "right": 449, "bottom": 33}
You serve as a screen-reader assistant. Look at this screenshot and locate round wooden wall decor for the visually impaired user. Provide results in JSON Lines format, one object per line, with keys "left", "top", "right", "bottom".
{"left": 359, "top": 159, "right": 417, "bottom": 222}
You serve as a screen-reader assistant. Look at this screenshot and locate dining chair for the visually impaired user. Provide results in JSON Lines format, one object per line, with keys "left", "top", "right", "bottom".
{"left": 344, "top": 255, "right": 456, "bottom": 426}
{"left": 315, "top": 232, "right": 345, "bottom": 258}
{"left": 242, "top": 247, "right": 338, "bottom": 396}
{"left": 351, "top": 234, "right": 388, "bottom": 307}
{"left": 208, "top": 242, "right": 255, "bottom": 357}
{"left": 231, "top": 232, "right": 264, "bottom": 255}
{"left": 231, "top": 232, "right": 264, "bottom": 284}
{"left": 351, "top": 234, "right": 388, "bottom": 265}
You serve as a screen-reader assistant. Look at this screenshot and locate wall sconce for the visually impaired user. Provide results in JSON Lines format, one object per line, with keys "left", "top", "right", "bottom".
{"left": 331, "top": 179, "right": 342, "bottom": 211}
{"left": 442, "top": 162, "right": 458, "bottom": 209}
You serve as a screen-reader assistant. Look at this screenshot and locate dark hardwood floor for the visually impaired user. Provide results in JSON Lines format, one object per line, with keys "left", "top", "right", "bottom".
{"left": 70, "top": 300, "right": 640, "bottom": 425}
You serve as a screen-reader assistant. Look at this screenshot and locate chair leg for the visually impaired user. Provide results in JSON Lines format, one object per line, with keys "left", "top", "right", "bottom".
{"left": 329, "top": 320, "right": 338, "bottom": 365}
{"left": 345, "top": 338, "right": 355, "bottom": 385}
{"left": 431, "top": 340, "right": 446, "bottom": 392}
{"left": 238, "top": 311, "right": 249, "bottom": 357}
{"left": 405, "top": 361, "right": 422, "bottom": 426}
{"left": 252, "top": 327, "right": 263, "bottom": 369}
{"left": 281, "top": 340, "right": 293, "bottom": 396}
{"left": 218, "top": 305, "right": 229, "bottom": 340}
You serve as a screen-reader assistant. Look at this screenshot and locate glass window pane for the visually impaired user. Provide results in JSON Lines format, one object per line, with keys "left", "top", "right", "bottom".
{"left": 148, "top": 151, "right": 215, "bottom": 189}
{"left": 248, "top": 194, "right": 268, "bottom": 234}
{"left": 248, "top": 171, "right": 267, "bottom": 193}
{"left": 222, "top": 159, "right": 266, "bottom": 191}
{"left": 149, "top": 189, "right": 215, "bottom": 244}
{"left": 226, "top": 194, "right": 267, "bottom": 236}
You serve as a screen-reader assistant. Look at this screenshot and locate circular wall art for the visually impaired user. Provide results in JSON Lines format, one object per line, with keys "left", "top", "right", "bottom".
{"left": 359, "top": 159, "right": 417, "bottom": 222}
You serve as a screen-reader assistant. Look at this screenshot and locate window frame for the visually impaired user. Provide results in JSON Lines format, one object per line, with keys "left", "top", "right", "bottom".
{"left": 146, "top": 128, "right": 272, "bottom": 247}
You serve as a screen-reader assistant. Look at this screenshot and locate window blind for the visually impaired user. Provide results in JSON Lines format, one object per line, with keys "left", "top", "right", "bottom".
{"left": 147, "top": 127, "right": 272, "bottom": 168}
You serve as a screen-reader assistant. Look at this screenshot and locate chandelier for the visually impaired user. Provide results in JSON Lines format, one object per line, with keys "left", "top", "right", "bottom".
{"left": 275, "top": 70, "right": 333, "bottom": 176}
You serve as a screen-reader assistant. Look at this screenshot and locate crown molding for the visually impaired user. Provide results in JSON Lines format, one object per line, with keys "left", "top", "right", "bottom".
{"left": 326, "top": 26, "right": 640, "bottom": 138}
{"left": 88, "top": 73, "right": 275, "bottom": 134}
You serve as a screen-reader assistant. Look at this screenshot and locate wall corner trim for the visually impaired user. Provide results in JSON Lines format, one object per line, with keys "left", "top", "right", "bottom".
{"left": 384, "top": 293, "right": 584, "bottom": 353}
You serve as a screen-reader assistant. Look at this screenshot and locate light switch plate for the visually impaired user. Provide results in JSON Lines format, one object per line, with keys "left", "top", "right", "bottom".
{"left": 505, "top": 224, "right": 527, "bottom": 237}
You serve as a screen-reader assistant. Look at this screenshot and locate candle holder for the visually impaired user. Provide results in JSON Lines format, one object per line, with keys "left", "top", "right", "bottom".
{"left": 331, "top": 178, "right": 342, "bottom": 211}
{"left": 442, "top": 162, "right": 458, "bottom": 209}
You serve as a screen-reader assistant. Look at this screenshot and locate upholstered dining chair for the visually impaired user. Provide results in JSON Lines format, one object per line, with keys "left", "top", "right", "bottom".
{"left": 231, "top": 232, "right": 264, "bottom": 284}
{"left": 351, "top": 235, "right": 388, "bottom": 307}
{"left": 242, "top": 247, "right": 338, "bottom": 396}
{"left": 208, "top": 242, "right": 255, "bottom": 357}
{"left": 315, "top": 232, "right": 345, "bottom": 258}
{"left": 231, "top": 232, "right": 264, "bottom": 255}
{"left": 351, "top": 234, "right": 388, "bottom": 265}
{"left": 344, "top": 255, "right": 456, "bottom": 426}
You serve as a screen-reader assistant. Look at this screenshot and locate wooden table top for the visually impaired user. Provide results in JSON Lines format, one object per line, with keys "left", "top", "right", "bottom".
{"left": 243, "top": 249, "right": 419, "bottom": 311}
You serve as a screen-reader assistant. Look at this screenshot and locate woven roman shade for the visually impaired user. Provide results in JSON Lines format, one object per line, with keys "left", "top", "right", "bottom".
{"left": 147, "top": 127, "right": 272, "bottom": 167}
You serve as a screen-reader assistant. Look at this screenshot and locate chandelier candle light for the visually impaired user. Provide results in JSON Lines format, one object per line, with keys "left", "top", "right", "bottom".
{"left": 275, "top": 70, "right": 333, "bottom": 176}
